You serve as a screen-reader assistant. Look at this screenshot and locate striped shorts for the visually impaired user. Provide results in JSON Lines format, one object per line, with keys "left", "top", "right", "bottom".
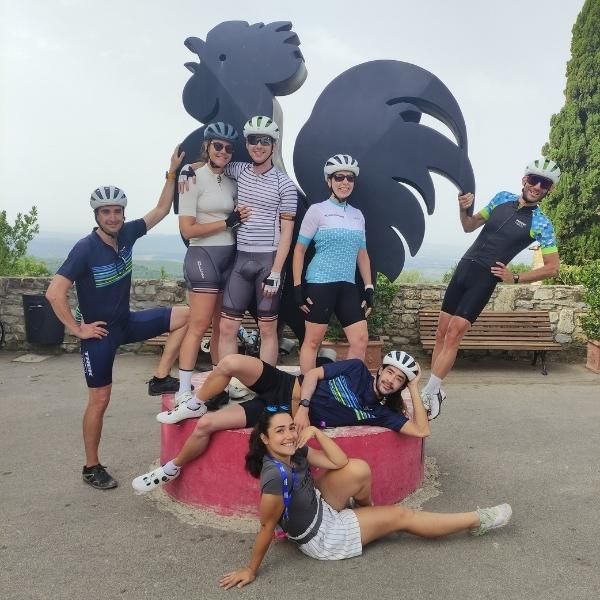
{"left": 289, "top": 490, "right": 362, "bottom": 561}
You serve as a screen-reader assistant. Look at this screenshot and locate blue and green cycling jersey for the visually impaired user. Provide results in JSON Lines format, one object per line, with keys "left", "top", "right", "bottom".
{"left": 463, "top": 191, "right": 557, "bottom": 268}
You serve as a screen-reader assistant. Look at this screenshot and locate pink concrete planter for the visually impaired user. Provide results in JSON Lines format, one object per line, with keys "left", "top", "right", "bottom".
{"left": 159, "top": 389, "right": 424, "bottom": 517}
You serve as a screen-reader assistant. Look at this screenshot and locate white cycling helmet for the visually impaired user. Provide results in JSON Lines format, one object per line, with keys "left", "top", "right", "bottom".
{"left": 243, "top": 116, "right": 280, "bottom": 141}
{"left": 382, "top": 350, "right": 419, "bottom": 381}
{"left": 90, "top": 186, "right": 128, "bottom": 210}
{"left": 524, "top": 158, "right": 561, "bottom": 184}
{"left": 323, "top": 154, "right": 360, "bottom": 181}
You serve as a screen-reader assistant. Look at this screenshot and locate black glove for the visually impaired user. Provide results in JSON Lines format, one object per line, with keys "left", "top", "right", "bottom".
{"left": 294, "top": 285, "right": 307, "bottom": 308}
{"left": 364, "top": 286, "right": 375, "bottom": 309}
{"left": 225, "top": 210, "right": 242, "bottom": 229}
{"left": 180, "top": 165, "right": 195, "bottom": 181}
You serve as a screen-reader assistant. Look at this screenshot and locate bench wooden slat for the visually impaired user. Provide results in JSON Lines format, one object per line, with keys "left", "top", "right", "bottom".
{"left": 418, "top": 310, "right": 561, "bottom": 353}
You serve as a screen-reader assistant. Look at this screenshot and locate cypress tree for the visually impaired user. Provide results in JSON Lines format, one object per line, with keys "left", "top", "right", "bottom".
{"left": 543, "top": 0, "right": 600, "bottom": 264}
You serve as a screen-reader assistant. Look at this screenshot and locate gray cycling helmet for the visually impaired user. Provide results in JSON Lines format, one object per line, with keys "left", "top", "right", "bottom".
{"left": 524, "top": 158, "right": 561, "bottom": 184}
{"left": 90, "top": 186, "right": 127, "bottom": 210}
{"left": 382, "top": 350, "right": 419, "bottom": 381}
{"left": 323, "top": 154, "right": 360, "bottom": 181}
{"left": 204, "top": 122, "right": 238, "bottom": 142}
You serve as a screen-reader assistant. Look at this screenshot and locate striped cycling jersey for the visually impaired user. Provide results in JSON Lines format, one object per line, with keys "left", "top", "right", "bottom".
{"left": 56, "top": 219, "right": 146, "bottom": 327}
{"left": 225, "top": 162, "right": 297, "bottom": 252}
{"left": 463, "top": 191, "right": 558, "bottom": 269}
{"left": 297, "top": 199, "right": 366, "bottom": 284}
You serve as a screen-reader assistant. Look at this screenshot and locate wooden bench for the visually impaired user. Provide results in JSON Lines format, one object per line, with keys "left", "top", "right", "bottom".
{"left": 145, "top": 312, "right": 260, "bottom": 351}
{"left": 418, "top": 310, "right": 562, "bottom": 375}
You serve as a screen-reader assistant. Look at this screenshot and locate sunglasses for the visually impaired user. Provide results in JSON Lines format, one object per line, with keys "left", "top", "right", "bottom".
{"left": 332, "top": 173, "right": 355, "bottom": 183}
{"left": 265, "top": 404, "right": 290, "bottom": 413}
{"left": 246, "top": 135, "right": 273, "bottom": 146}
{"left": 211, "top": 141, "right": 234, "bottom": 154}
{"left": 526, "top": 174, "right": 553, "bottom": 190}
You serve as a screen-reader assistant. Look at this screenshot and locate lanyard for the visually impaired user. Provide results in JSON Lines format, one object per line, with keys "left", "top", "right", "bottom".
{"left": 268, "top": 457, "right": 296, "bottom": 521}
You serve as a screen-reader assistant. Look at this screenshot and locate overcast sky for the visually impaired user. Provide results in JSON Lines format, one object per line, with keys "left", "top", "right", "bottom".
{"left": 0, "top": 0, "right": 584, "bottom": 265}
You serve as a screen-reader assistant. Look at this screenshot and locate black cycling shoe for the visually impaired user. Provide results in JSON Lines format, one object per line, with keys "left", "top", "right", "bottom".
{"left": 82, "top": 464, "right": 118, "bottom": 490}
{"left": 205, "top": 390, "right": 230, "bottom": 412}
{"left": 147, "top": 375, "right": 180, "bottom": 396}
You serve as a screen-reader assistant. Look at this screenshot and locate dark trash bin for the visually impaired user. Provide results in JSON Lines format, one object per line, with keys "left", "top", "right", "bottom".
{"left": 22, "top": 294, "right": 65, "bottom": 345}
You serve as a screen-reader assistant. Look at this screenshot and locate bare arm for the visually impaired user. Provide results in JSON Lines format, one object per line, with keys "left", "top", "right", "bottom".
{"left": 219, "top": 493, "right": 282, "bottom": 589}
{"left": 300, "top": 428, "right": 349, "bottom": 470}
{"left": 458, "top": 193, "right": 486, "bottom": 233}
{"left": 292, "top": 242, "right": 307, "bottom": 286}
{"left": 271, "top": 217, "right": 295, "bottom": 274}
{"left": 396, "top": 368, "right": 431, "bottom": 438}
{"left": 142, "top": 147, "right": 185, "bottom": 231}
{"left": 46, "top": 275, "right": 108, "bottom": 339}
{"left": 356, "top": 248, "right": 373, "bottom": 287}
{"left": 178, "top": 205, "right": 250, "bottom": 241}
{"left": 491, "top": 251, "right": 560, "bottom": 284}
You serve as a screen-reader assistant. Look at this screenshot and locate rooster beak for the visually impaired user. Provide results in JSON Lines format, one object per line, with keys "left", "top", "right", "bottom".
{"left": 184, "top": 62, "right": 198, "bottom": 74}
{"left": 184, "top": 37, "right": 207, "bottom": 58}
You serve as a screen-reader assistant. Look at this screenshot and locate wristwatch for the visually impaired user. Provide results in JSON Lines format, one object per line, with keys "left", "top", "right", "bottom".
{"left": 299, "top": 398, "right": 311, "bottom": 408}
{"left": 513, "top": 273, "right": 520, "bottom": 284}
{"left": 165, "top": 170, "right": 176, "bottom": 181}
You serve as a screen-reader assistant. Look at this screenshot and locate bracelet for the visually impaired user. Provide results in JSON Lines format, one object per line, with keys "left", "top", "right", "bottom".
{"left": 165, "top": 170, "right": 176, "bottom": 181}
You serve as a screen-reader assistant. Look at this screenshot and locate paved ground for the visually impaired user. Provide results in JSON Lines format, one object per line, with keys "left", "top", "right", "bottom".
{"left": 1, "top": 351, "right": 599, "bottom": 600}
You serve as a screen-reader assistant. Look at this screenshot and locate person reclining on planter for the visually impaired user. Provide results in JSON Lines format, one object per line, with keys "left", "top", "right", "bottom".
{"left": 132, "top": 350, "right": 430, "bottom": 493}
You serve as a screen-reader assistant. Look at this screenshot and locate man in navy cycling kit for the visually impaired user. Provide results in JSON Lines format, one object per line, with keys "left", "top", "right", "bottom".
{"left": 422, "top": 158, "right": 561, "bottom": 419}
{"left": 131, "top": 350, "right": 430, "bottom": 493}
{"left": 46, "top": 148, "right": 189, "bottom": 489}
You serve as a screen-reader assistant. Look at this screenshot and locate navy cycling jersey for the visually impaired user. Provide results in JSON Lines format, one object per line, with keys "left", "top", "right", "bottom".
{"left": 309, "top": 359, "right": 408, "bottom": 431}
{"left": 56, "top": 219, "right": 147, "bottom": 327}
{"left": 463, "top": 191, "right": 558, "bottom": 269}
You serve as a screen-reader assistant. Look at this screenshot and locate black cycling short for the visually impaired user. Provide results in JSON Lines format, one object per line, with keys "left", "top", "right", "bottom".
{"left": 441, "top": 258, "right": 501, "bottom": 323}
{"left": 240, "top": 361, "right": 298, "bottom": 426}
{"left": 305, "top": 282, "right": 365, "bottom": 327}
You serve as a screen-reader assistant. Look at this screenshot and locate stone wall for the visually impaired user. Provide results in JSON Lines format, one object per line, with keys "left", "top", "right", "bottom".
{"left": 0, "top": 277, "right": 588, "bottom": 358}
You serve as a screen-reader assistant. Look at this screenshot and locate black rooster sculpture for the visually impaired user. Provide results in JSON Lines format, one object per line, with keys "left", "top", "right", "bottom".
{"left": 177, "top": 20, "right": 475, "bottom": 342}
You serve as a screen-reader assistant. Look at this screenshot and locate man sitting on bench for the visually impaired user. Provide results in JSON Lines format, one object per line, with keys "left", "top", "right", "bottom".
{"left": 132, "top": 351, "right": 430, "bottom": 493}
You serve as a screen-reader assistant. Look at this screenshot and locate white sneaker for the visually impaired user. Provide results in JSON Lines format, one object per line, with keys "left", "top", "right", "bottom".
{"left": 156, "top": 398, "right": 207, "bottom": 424}
{"left": 471, "top": 503, "right": 512, "bottom": 536}
{"left": 132, "top": 465, "right": 180, "bottom": 493}
{"left": 227, "top": 377, "right": 249, "bottom": 399}
{"left": 421, "top": 388, "right": 446, "bottom": 420}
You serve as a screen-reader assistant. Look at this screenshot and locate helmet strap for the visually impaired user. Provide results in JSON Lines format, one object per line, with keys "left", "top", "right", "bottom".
{"left": 251, "top": 146, "right": 274, "bottom": 167}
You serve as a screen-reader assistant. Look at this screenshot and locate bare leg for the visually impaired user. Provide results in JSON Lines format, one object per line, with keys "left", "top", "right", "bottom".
{"left": 172, "top": 404, "right": 247, "bottom": 466}
{"left": 355, "top": 505, "right": 480, "bottom": 545}
{"left": 209, "top": 294, "right": 224, "bottom": 366}
{"left": 430, "top": 314, "right": 471, "bottom": 379}
{"left": 194, "top": 354, "right": 266, "bottom": 403}
{"left": 315, "top": 459, "right": 373, "bottom": 509}
{"left": 154, "top": 306, "right": 189, "bottom": 378}
{"left": 218, "top": 315, "right": 241, "bottom": 361}
{"left": 257, "top": 318, "right": 278, "bottom": 365}
{"left": 83, "top": 384, "right": 111, "bottom": 466}
{"left": 178, "top": 294, "right": 218, "bottom": 371}
{"left": 299, "top": 321, "right": 328, "bottom": 374}
{"left": 343, "top": 320, "right": 368, "bottom": 362}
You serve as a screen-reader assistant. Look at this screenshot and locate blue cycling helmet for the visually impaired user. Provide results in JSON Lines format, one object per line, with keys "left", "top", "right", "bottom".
{"left": 204, "top": 122, "right": 238, "bottom": 142}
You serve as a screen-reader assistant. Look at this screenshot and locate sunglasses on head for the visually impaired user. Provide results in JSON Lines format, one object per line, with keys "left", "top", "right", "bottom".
{"left": 246, "top": 135, "right": 273, "bottom": 146}
{"left": 265, "top": 404, "right": 290, "bottom": 413}
{"left": 526, "top": 174, "right": 553, "bottom": 190}
{"left": 332, "top": 173, "right": 355, "bottom": 183}
{"left": 211, "top": 141, "right": 234, "bottom": 154}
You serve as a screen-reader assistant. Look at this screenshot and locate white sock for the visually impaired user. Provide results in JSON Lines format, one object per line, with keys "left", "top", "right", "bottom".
{"left": 423, "top": 374, "right": 442, "bottom": 395}
{"left": 178, "top": 369, "right": 193, "bottom": 394}
{"left": 162, "top": 460, "right": 180, "bottom": 476}
{"left": 186, "top": 395, "right": 203, "bottom": 410}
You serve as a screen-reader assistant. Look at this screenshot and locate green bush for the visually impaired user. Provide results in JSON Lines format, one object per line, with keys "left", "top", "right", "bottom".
{"left": 579, "top": 261, "right": 600, "bottom": 340}
{"left": 442, "top": 261, "right": 530, "bottom": 283}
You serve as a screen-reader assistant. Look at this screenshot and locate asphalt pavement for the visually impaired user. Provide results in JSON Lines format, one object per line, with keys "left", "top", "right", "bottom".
{"left": 1, "top": 351, "right": 598, "bottom": 600}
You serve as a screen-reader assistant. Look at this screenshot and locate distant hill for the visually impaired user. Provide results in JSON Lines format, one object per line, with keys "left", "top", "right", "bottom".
{"left": 28, "top": 232, "right": 486, "bottom": 281}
